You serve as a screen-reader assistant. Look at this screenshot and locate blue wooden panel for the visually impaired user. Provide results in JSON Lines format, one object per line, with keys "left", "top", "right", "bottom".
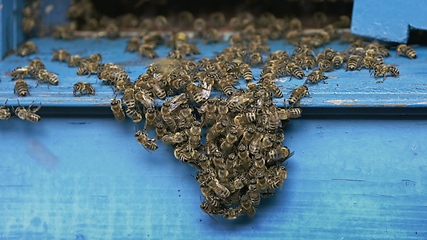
{"left": 352, "top": 0, "right": 427, "bottom": 43}
{"left": 1, "top": 38, "right": 427, "bottom": 112}
{"left": 0, "top": 0, "right": 25, "bottom": 59}
{"left": 0, "top": 117, "right": 426, "bottom": 239}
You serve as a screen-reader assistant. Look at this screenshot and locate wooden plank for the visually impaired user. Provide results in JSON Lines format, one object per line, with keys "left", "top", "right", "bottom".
{"left": 0, "top": 117, "right": 426, "bottom": 239}
{"left": 352, "top": 0, "right": 427, "bottom": 43}
{"left": 1, "top": 38, "right": 427, "bottom": 114}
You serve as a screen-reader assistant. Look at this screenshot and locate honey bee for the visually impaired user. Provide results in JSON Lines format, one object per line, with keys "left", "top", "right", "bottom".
{"left": 52, "top": 49, "right": 70, "bottom": 62}
{"left": 139, "top": 44, "right": 158, "bottom": 58}
{"left": 10, "top": 66, "right": 32, "bottom": 80}
{"left": 67, "top": 55, "right": 83, "bottom": 67}
{"left": 17, "top": 41, "right": 37, "bottom": 57}
{"left": 125, "top": 36, "right": 140, "bottom": 52}
{"left": 220, "top": 127, "right": 240, "bottom": 155}
{"left": 208, "top": 178, "right": 230, "bottom": 199}
{"left": 332, "top": 52, "right": 347, "bottom": 69}
{"left": 177, "top": 11, "right": 194, "bottom": 28}
{"left": 22, "top": 17, "right": 36, "bottom": 34}
{"left": 288, "top": 85, "right": 309, "bottom": 107}
{"left": 145, "top": 107, "right": 159, "bottom": 129}
{"left": 193, "top": 18, "right": 207, "bottom": 38}
{"left": 239, "top": 63, "right": 254, "bottom": 81}
{"left": 77, "top": 61, "right": 99, "bottom": 76}
{"left": 155, "top": 121, "right": 169, "bottom": 138}
{"left": 247, "top": 52, "right": 263, "bottom": 66}
{"left": 286, "top": 62, "right": 305, "bottom": 80}
{"left": 199, "top": 98, "right": 218, "bottom": 127}
{"left": 317, "top": 59, "right": 334, "bottom": 72}
{"left": 123, "top": 88, "right": 143, "bottom": 123}
{"left": 105, "top": 21, "right": 120, "bottom": 39}
{"left": 53, "top": 24, "right": 76, "bottom": 40}
{"left": 161, "top": 132, "right": 188, "bottom": 146}
{"left": 34, "top": 69, "right": 59, "bottom": 87}
{"left": 206, "top": 120, "right": 228, "bottom": 143}
{"left": 223, "top": 207, "right": 243, "bottom": 220}
{"left": 186, "top": 82, "right": 206, "bottom": 104}
{"left": 135, "top": 89, "right": 155, "bottom": 109}
{"left": 0, "top": 100, "right": 11, "bottom": 120}
{"left": 14, "top": 79, "right": 30, "bottom": 96}
{"left": 14, "top": 100, "right": 41, "bottom": 122}
{"left": 135, "top": 129, "right": 158, "bottom": 151}
{"left": 396, "top": 44, "right": 416, "bottom": 59}
{"left": 73, "top": 82, "right": 95, "bottom": 96}
{"left": 110, "top": 97, "right": 125, "bottom": 121}
{"left": 266, "top": 146, "right": 293, "bottom": 166}
{"left": 247, "top": 182, "right": 261, "bottom": 205}
{"left": 305, "top": 70, "right": 330, "bottom": 84}
{"left": 203, "top": 28, "right": 222, "bottom": 44}
{"left": 277, "top": 108, "right": 302, "bottom": 120}
{"left": 373, "top": 64, "right": 400, "bottom": 82}
{"left": 154, "top": 15, "right": 168, "bottom": 30}
{"left": 260, "top": 80, "right": 283, "bottom": 98}
{"left": 345, "top": 55, "right": 362, "bottom": 71}
{"left": 28, "top": 59, "right": 46, "bottom": 76}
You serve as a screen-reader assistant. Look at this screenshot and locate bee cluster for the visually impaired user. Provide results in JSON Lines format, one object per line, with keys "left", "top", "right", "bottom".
{"left": 4, "top": 0, "right": 420, "bottom": 220}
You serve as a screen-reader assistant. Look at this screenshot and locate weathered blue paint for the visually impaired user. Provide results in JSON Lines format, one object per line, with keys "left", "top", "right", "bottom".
{"left": 352, "top": 0, "right": 427, "bottom": 43}
{"left": 0, "top": 117, "right": 426, "bottom": 239}
{"left": 0, "top": 0, "right": 26, "bottom": 59}
{"left": 1, "top": 38, "right": 426, "bottom": 113}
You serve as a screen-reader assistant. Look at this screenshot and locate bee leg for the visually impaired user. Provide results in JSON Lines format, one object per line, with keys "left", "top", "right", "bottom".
{"left": 32, "top": 103, "right": 42, "bottom": 113}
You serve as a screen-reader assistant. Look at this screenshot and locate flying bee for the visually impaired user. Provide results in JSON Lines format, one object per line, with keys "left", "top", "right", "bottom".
{"left": 52, "top": 49, "right": 70, "bottom": 62}
{"left": 110, "top": 97, "right": 125, "bottom": 121}
{"left": 288, "top": 85, "right": 309, "bottom": 107}
{"left": 125, "top": 36, "right": 140, "bottom": 52}
{"left": 123, "top": 88, "right": 143, "bottom": 123}
{"left": 13, "top": 100, "right": 41, "bottom": 122}
{"left": 286, "top": 62, "right": 305, "bottom": 80}
{"left": 0, "top": 100, "right": 11, "bottom": 120}
{"left": 17, "top": 41, "right": 37, "bottom": 57}
{"left": 73, "top": 82, "right": 95, "bottom": 96}
{"left": 345, "top": 55, "right": 363, "bottom": 71}
{"left": 34, "top": 69, "right": 59, "bottom": 87}
{"left": 10, "top": 66, "right": 32, "bottom": 80}
{"left": 305, "top": 70, "right": 330, "bottom": 84}
{"left": 135, "top": 129, "right": 158, "bottom": 151}
{"left": 14, "top": 79, "right": 30, "bottom": 96}
{"left": 396, "top": 44, "right": 416, "bottom": 59}
{"left": 266, "top": 146, "right": 293, "bottom": 167}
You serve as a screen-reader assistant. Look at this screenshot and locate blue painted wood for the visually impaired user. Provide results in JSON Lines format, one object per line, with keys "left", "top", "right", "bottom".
{"left": 0, "top": 0, "right": 25, "bottom": 59}
{"left": 1, "top": 38, "right": 427, "bottom": 112}
{"left": 0, "top": 117, "right": 426, "bottom": 239}
{"left": 352, "top": 0, "right": 427, "bottom": 43}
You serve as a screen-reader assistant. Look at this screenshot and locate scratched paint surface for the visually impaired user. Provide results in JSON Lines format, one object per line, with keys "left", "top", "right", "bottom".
{"left": 0, "top": 117, "right": 426, "bottom": 239}
{"left": 1, "top": 38, "right": 427, "bottom": 110}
